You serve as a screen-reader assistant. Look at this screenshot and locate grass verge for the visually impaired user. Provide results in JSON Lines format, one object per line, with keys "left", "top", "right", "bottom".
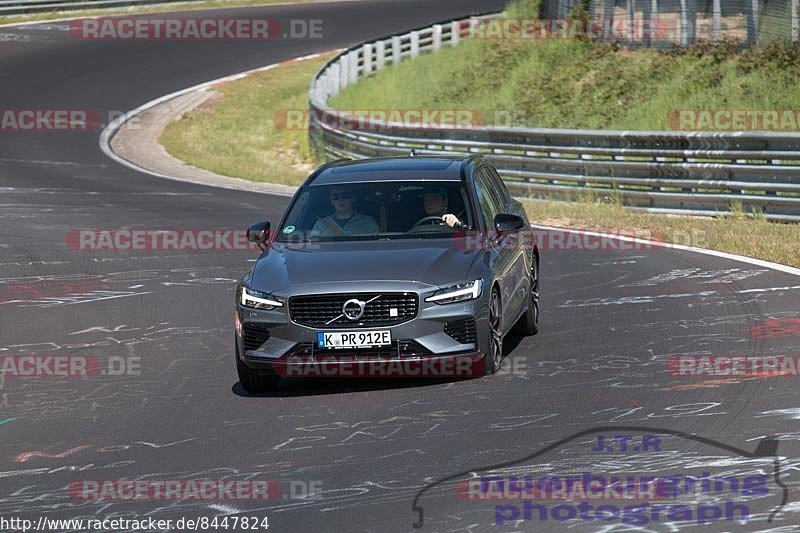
{"left": 160, "top": 52, "right": 333, "bottom": 186}
{"left": 522, "top": 197, "right": 800, "bottom": 268}
{"left": 330, "top": 31, "right": 800, "bottom": 131}
{"left": 0, "top": 0, "right": 321, "bottom": 26}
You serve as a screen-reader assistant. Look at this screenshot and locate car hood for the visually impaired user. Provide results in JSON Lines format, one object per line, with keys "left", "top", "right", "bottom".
{"left": 249, "top": 238, "right": 483, "bottom": 293}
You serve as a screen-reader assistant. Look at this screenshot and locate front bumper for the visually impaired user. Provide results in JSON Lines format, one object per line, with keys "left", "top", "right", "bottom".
{"left": 246, "top": 351, "right": 486, "bottom": 378}
{"left": 236, "top": 284, "right": 490, "bottom": 378}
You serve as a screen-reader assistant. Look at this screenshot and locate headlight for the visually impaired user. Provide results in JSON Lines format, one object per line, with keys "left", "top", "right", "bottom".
{"left": 241, "top": 286, "right": 283, "bottom": 310}
{"left": 425, "top": 279, "right": 483, "bottom": 304}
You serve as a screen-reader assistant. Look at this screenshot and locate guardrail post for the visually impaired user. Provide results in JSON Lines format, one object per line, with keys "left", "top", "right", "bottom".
{"left": 603, "top": 0, "right": 614, "bottom": 42}
{"left": 348, "top": 50, "right": 359, "bottom": 84}
{"left": 363, "top": 43, "right": 373, "bottom": 75}
{"left": 432, "top": 24, "right": 442, "bottom": 50}
{"left": 375, "top": 40, "right": 385, "bottom": 70}
{"left": 320, "top": 73, "right": 329, "bottom": 100}
{"left": 792, "top": 0, "right": 799, "bottom": 42}
{"left": 643, "top": 0, "right": 661, "bottom": 46}
{"left": 747, "top": 0, "right": 759, "bottom": 45}
{"left": 391, "top": 35, "right": 402, "bottom": 64}
{"left": 626, "top": 0, "right": 634, "bottom": 44}
{"left": 338, "top": 56, "right": 349, "bottom": 89}
{"left": 410, "top": 30, "right": 420, "bottom": 57}
{"left": 328, "top": 70, "right": 338, "bottom": 98}
{"left": 680, "top": 0, "right": 687, "bottom": 45}
{"left": 329, "top": 74, "right": 338, "bottom": 100}
{"left": 652, "top": 0, "right": 659, "bottom": 40}
{"left": 450, "top": 20, "right": 461, "bottom": 46}
{"left": 712, "top": 0, "right": 721, "bottom": 42}
{"left": 680, "top": 0, "right": 697, "bottom": 46}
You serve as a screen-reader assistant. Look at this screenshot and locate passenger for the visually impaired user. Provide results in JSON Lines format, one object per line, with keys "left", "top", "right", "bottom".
{"left": 311, "top": 187, "right": 379, "bottom": 236}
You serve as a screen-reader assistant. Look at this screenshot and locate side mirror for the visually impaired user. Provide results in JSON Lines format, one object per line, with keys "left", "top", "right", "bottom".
{"left": 247, "top": 221, "right": 271, "bottom": 250}
{"left": 494, "top": 213, "right": 525, "bottom": 233}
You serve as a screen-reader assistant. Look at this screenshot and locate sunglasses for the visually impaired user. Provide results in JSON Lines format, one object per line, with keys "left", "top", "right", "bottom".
{"left": 330, "top": 193, "right": 354, "bottom": 200}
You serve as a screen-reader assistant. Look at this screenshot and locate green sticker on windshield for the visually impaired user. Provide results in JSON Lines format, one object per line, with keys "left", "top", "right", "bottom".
{"left": 283, "top": 226, "right": 296, "bottom": 234}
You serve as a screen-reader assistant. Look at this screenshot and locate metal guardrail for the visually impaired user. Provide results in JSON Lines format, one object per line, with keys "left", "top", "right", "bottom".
{"left": 0, "top": 0, "right": 203, "bottom": 16}
{"left": 308, "top": 13, "right": 800, "bottom": 222}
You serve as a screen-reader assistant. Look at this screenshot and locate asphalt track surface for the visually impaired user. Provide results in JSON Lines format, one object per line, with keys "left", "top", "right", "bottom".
{"left": 1, "top": 1, "right": 800, "bottom": 531}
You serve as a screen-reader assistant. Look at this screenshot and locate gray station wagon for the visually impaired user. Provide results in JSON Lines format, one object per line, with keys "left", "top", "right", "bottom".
{"left": 234, "top": 155, "right": 539, "bottom": 392}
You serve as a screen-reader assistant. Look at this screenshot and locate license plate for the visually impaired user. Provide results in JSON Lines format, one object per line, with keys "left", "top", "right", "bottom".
{"left": 317, "top": 330, "right": 392, "bottom": 349}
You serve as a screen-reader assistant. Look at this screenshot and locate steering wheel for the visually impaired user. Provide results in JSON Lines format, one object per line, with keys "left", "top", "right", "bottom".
{"left": 411, "top": 216, "right": 446, "bottom": 229}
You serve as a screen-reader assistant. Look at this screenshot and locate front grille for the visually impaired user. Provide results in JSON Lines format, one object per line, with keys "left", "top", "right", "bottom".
{"left": 289, "top": 292, "right": 418, "bottom": 328}
{"left": 243, "top": 323, "right": 270, "bottom": 351}
{"left": 287, "top": 340, "right": 432, "bottom": 358}
{"left": 444, "top": 318, "right": 477, "bottom": 344}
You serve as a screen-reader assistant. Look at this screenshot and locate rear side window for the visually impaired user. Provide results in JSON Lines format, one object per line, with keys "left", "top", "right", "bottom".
{"left": 487, "top": 167, "right": 509, "bottom": 204}
{"left": 478, "top": 168, "right": 505, "bottom": 214}
{"left": 474, "top": 173, "right": 501, "bottom": 230}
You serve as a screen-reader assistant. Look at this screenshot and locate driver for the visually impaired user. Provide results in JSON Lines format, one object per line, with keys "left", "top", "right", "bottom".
{"left": 418, "top": 186, "right": 462, "bottom": 228}
{"left": 311, "top": 187, "right": 379, "bottom": 236}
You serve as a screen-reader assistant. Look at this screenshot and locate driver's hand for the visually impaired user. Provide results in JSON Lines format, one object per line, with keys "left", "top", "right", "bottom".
{"left": 442, "top": 214, "right": 461, "bottom": 228}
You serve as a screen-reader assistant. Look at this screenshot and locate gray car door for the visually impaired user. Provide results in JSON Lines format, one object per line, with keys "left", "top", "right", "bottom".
{"left": 474, "top": 169, "right": 520, "bottom": 334}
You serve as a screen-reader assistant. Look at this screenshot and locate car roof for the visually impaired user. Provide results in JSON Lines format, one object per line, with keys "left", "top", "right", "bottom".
{"left": 309, "top": 156, "right": 476, "bottom": 185}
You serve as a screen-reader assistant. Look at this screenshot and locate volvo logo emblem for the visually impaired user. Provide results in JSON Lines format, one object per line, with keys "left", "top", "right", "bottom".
{"left": 342, "top": 299, "right": 366, "bottom": 321}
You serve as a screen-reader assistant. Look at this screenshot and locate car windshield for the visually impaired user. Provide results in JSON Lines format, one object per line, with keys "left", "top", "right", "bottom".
{"left": 276, "top": 181, "right": 475, "bottom": 242}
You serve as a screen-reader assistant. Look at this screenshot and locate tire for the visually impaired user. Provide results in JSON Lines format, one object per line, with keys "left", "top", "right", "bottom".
{"left": 236, "top": 342, "right": 280, "bottom": 393}
{"left": 514, "top": 255, "right": 540, "bottom": 336}
{"left": 484, "top": 287, "right": 504, "bottom": 375}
